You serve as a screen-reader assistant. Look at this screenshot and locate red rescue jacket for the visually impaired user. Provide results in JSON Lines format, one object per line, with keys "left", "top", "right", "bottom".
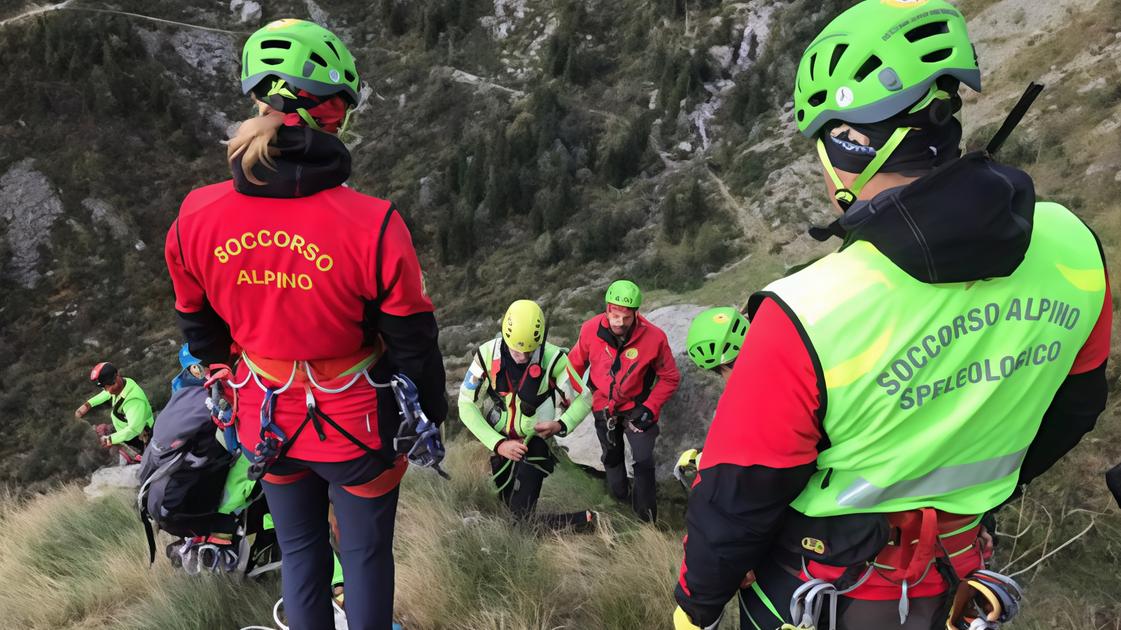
{"left": 567, "top": 313, "right": 680, "bottom": 420}
{"left": 166, "top": 180, "right": 434, "bottom": 461}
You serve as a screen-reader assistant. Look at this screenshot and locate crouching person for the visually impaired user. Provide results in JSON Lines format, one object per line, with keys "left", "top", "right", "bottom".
{"left": 459, "top": 300, "right": 596, "bottom": 529}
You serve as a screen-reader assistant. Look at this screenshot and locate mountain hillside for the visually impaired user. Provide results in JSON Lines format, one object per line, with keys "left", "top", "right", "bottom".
{"left": 0, "top": 0, "right": 1119, "bottom": 628}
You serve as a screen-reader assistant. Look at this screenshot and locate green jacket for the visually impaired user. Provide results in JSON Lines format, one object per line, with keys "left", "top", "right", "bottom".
{"left": 458, "top": 339, "right": 591, "bottom": 452}
{"left": 86, "top": 377, "right": 155, "bottom": 445}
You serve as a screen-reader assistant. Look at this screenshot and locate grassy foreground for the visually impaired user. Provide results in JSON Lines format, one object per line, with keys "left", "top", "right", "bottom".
{"left": 0, "top": 437, "right": 1117, "bottom": 629}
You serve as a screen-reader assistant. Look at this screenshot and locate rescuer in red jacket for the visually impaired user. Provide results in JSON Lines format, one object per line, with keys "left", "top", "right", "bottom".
{"left": 164, "top": 20, "right": 445, "bottom": 630}
{"left": 568, "top": 280, "right": 680, "bottom": 522}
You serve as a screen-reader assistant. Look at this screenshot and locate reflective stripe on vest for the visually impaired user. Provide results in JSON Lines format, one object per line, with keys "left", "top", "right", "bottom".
{"left": 756, "top": 202, "right": 1104, "bottom": 517}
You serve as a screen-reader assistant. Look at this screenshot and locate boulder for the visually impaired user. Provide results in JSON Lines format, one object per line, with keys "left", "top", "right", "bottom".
{"left": 83, "top": 463, "right": 142, "bottom": 499}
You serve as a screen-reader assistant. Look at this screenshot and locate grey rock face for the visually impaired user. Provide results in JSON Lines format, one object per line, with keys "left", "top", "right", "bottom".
{"left": 0, "top": 159, "right": 64, "bottom": 289}
{"left": 83, "top": 463, "right": 142, "bottom": 499}
{"left": 230, "top": 0, "right": 262, "bottom": 24}
{"left": 83, "top": 198, "right": 130, "bottom": 240}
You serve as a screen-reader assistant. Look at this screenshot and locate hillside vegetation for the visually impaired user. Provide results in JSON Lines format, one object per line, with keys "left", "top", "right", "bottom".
{"left": 0, "top": 0, "right": 1118, "bottom": 628}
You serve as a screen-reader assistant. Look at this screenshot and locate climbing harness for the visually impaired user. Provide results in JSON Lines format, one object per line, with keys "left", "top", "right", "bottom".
{"left": 209, "top": 355, "right": 448, "bottom": 481}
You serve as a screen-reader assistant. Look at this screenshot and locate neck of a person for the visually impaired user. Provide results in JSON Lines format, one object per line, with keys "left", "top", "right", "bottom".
{"left": 829, "top": 170, "right": 926, "bottom": 214}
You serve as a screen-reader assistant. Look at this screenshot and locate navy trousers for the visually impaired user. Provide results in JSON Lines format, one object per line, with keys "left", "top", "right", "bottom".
{"left": 262, "top": 457, "right": 399, "bottom": 630}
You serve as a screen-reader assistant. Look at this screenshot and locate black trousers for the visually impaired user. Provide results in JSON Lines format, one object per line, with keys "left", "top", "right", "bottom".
{"left": 594, "top": 414, "right": 659, "bottom": 522}
{"left": 262, "top": 456, "right": 399, "bottom": 630}
{"left": 738, "top": 558, "right": 946, "bottom": 630}
{"left": 490, "top": 437, "right": 590, "bottom": 529}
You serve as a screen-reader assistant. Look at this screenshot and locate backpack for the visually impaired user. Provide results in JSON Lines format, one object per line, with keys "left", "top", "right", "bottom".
{"left": 137, "top": 385, "right": 240, "bottom": 564}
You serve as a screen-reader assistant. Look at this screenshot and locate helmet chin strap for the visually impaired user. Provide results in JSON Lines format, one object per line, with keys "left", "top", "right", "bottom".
{"left": 816, "top": 125, "right": 913, "bottom": 211}
{"left": 296, "top": 107, "right": 321, "bottom": 130}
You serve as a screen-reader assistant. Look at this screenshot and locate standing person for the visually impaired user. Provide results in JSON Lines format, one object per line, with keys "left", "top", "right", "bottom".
{"left": 75, "top": 361, "right": 154, "bottom": 462}
{"left": 567, "top": 280, "right": 680, "bottom": 522}
{"left": 673, "top": 2, "right": 1111, "bottom": 629}
{"left": 459, "top": 299, "right": 596, "bottom": 529}
{"left": 164, "top": 19, "right": 446, "bottom": 630}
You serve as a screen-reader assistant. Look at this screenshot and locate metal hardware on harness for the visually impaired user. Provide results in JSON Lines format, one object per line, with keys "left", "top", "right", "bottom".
{"left": 790, "top": 561, "right": 876, "bottom": 630}
{"left": 390, "top": 374, "right": 449, "bottom": 479}
{"left": 946, "top": 569, "right": 1024, "bottom": 630}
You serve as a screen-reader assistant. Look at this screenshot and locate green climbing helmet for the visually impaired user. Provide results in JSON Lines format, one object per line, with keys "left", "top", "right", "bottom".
{"left": 605, "top": 280, "right": 642, "bottom": 309}
{"left": 240, "top": 19, "right": 360, "bottom": 108}
{"left": 793, "top": 0, "right": 981, "bottom": 138}
{"left": 685, "top": 307, "right": 749, "bottom": 370}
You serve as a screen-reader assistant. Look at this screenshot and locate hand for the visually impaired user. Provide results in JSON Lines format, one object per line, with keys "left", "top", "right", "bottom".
{"left": 75, "top": 403, "right": 90, "bottom": 419}
{"left": 624, "top": 405, "right": 655, "bottom": 432}
{"left": 496, "top": 439, "right": 528, "bottom": 462}
{"left": 534, "top": 421, "right": 563, "bottom": 439}
{"left": 99, "top": 435, "right": 112, "bottom": 448}
{"left": 740, "top": 570, "right": 757, "bottom": 588}
{"left": 979, "top": 526, "right": 994, "bottom": 557}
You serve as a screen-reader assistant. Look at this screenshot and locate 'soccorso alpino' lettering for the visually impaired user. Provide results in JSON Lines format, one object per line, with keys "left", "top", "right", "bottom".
{"left": 213, "top": 229, "right": 334, "bottom": 273}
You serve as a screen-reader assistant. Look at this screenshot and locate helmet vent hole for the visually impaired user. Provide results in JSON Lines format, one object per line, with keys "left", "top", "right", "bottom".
{"left": 309, "top": 52, "right": 328, "bottom": 67}
{"left": 344, "top": 70, "right": 356, "bottom": 82}
{"left": 904, "top": 21, "right": 949, "bottom": 43}
{"left": 796, "top": 110, "right": 805, "bottom": 122}
{"left": 808, "top": 53, "right": 817, "bottom": 81}
{"left": 707, "top": 342, "right": 717, "bottom": 355}
{"left": 828, "top": 44, "right": 847, "bottom": 76}
{"left": 854, "top": 55, "right": 882, "bottom": 82}
{"left": 324, "top": 40, "right": 340, "bottom": 59}
{"left": 807, "top": 91, "right": 827, "bottom": 107}
{"left": 261, "top": 58, "right": 284, "bottom": 65}
{"left": 261, "top": 40, "right": 292, "bottom": 50}
{"left": 921, "top": 48, "right": 953, "bottom": 63}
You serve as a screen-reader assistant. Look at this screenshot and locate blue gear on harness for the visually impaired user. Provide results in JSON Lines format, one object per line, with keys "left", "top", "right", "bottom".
{"left": 390, "top": 374, "right": 449, "bottom": 479}
{"left": 247, "top": 388, "right": 288, "bottom": 481}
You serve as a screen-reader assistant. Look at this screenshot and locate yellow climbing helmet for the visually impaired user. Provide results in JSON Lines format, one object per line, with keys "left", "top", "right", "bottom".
{"left": 501, "top": 300, "right": 546, "bottom": 353}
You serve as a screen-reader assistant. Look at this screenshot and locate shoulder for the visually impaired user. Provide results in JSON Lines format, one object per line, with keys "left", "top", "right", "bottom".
{"left": 579, "top": 315, "right": 604, "bottom": 336}
{"left": 319, "top": 187, "right": 397, "bottom": 230}
{"left": 179, "top": 181, "right": 237, "bottom": 218}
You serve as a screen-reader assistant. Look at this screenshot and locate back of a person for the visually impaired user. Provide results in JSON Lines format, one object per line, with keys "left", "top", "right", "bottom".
{"left": 767, "top": 200, "right": 1105, "bottom": 519}
{"left": 176, "top": 182, "right": 391, "bottom": 361}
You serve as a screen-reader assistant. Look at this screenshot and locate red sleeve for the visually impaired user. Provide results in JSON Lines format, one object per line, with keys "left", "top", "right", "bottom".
{"left": 376, "top": 209, "right": 434, "bottom": 317}
{"left": 1070, "top": 276, "right": 1112, "bottom": 375}
{"left": 700, "top": 298, "right": 822, "bottom": 470}
{"left": 645, "top": 334, "right": 681, "bottom": 417}
{"left": 567, "top": 323, "right": 590, "bottom": 377}
{"left": 165, "top": 219, "right": 206, "bottom": 313}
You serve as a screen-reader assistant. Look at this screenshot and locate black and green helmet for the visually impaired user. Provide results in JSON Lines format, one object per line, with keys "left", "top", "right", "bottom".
{"left": 793, "top": 0, "right": 980, "bottom": 138}
{"left": 241, "top": 19, "right": 360, "bottom": 107}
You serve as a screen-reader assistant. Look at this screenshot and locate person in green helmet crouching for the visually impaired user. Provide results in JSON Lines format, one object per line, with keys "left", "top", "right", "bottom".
{"left": 459, "top": 300, "right": 597, "bottom": 529}
{"left": 568, "top": 280, "right": 681, "bottom": 523}
{"left": 673, "top": 1, "right": 1111, "bottom": 629}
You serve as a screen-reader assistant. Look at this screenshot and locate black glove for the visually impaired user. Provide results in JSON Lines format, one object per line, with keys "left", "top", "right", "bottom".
{"left": 624, "top": 405, "right": 655, "bottom": 432}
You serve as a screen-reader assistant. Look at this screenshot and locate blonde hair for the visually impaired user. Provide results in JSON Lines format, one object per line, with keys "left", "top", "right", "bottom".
{"left": 227, "top": 103, "right": 285, "bottom": 185}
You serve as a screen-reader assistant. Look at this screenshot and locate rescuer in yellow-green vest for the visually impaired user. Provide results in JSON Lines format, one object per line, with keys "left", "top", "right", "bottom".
{"left": 459, "top": 299, "right": 597, "bottom": 529}
{"left": 673, "top": 2, "right": 1112, "bottom": 629}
